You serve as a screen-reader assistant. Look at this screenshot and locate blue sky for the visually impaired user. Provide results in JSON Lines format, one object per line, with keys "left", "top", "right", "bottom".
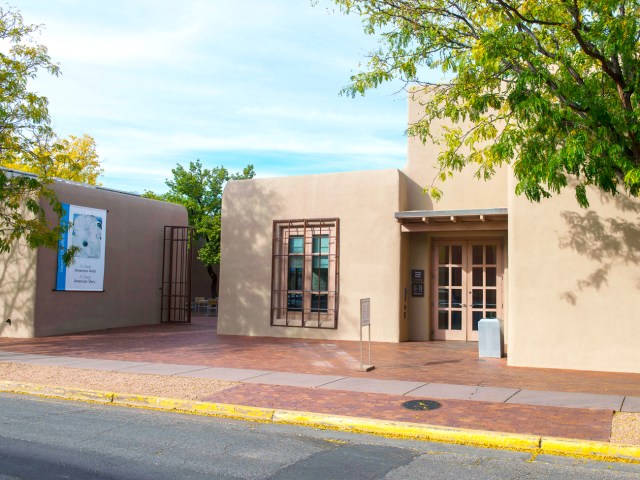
{"left": 19, "top": 0, "right": 409, "bottom": 194}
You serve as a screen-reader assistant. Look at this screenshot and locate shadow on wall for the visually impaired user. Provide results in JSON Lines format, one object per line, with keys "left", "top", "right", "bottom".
{"left": 402, "top": 174, "right": 435, "bottom": 211}
{"left": 0, "top": 242, "right": 36, "bottom": 336}
{"left": 559, "top": 193, "right": 640, "bottom": 305}
{"left": 220, "top": 180, "right": 283, "bottom": 336}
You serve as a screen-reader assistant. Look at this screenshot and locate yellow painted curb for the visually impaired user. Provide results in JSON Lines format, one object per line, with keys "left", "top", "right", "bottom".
{"left": 272, "top": 410, "right": 541, "bottom": 450}
{"left": 0, "top": 380, "right": 114, "bottom": 403}
{"left": 2, "top": 380, "right": 640, "bottom": 463}
{"left": 111, "top": 392, "right": 275, "bottom": 421}
{"left": 541, "top": 437, "right": 640, "bottom": 462}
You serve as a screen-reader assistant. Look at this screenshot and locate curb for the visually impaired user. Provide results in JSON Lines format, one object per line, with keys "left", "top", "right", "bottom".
{"left": 1, "top": 380, "right": 639, "bottom": 463}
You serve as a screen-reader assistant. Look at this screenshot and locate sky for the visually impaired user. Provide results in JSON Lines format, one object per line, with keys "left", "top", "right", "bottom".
{"left": 18, "top": 0, "right": 410, "bottom": 194}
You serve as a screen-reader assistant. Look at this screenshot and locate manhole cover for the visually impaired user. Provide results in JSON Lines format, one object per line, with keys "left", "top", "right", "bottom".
{"left": 401, "top": 399, "right": 442, "bottom": 411}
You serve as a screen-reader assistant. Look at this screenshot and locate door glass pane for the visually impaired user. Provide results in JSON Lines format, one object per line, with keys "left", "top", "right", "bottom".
{"left": 438, "top": 245, "right": 449, "bottom": 264}
{"left": 486, "top": 245, "right": 497, "bottom": 265}
{"left": 472, "top": 311, "right": 483, "bottom": 331}
{"left": 438, "top": 267, "right": 449, "bottom": 286}
{"left": 451, "top": 267, "right": 462, "bottom": 286}
{"left": 451, "top": 289, "right": 462, "bottom": 307}
{"left": 452, "top": 245, "right": 462, "bottom": 264}
{"left": 438, "top": 310, "right": 448, "bottom": 329}
{"left": 486, "top": 289, "right": 497, "bottom": 308}
{"left": 486, "top": 267, "right": 496, "bottom": 287}
{"left": 289, "top": 236, "right": 304, "bottom": 254}
{"left": 472, "top": 289, "right": 483, "bottom": 308}
{"left": 472, "top": 267, "right": 483, "bottom": 287}
{"left": 451, "top": 311, "right": 462, "bottom": 330}
{"left": 438, "top": 288, "right": 449, "bottom": 307}
{"left": 472, "top": 245, "right": 483, "bottom": 265}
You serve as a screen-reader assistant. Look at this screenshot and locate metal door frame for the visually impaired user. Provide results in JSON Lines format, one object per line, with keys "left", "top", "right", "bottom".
{"left": 160, "top": 226, "right": 193, "bottom": 324}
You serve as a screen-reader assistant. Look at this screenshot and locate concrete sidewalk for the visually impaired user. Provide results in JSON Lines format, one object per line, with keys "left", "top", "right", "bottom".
{"left": 1, "top": 349, "right": 638, "bottom": 413}
{"left": 1, "top": 317, "right": 639, "bottom": 456}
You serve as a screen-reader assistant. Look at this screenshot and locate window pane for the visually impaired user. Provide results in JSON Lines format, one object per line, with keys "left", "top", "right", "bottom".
{"left": 486, "top": 289, "right": 497, "bottom": 308}
{"left": 438, "top": 310, "right": 448, "bottom": 330}
{"left": 312, "top": 256, "right": 328, "bottom": 291}
{"left": 452, "top": 245, "right": 462, "bottom": 264}
{"left": 438, "top": 267, "right": 449, "bottom": 286}
{"left": 288, "top": 257, "right": 303, "bottom": 290}
{"left": 311, "top": 294, "right": 328, "bottom": 312}
{"left": 438, "top": 245, "right": 449, "bottom": 264}
{"left": 451, "top": 311, "right": 462, "bottom": 330}
{"left": 486, "top": 245, "right": 497, "bottom": 265}
{"left": 289, "top": 236, "right": 304, "bottom": 254}
{"left": 472, "top": 245, "right": 483, "bottom": 265}
{"left": 485, "top": 311, "right": 497, "bottom": 318}
{"left": 472, "top": 289, "right": 483, "bottom": 308}
{"left": 287, "top": 293, "right": 302, "bottom": 311}
{"left": 451, "top": 267, "right": 462, "bottom": 286}
{"left": 472, "top": 311, "right": 483, "bottom": 331}
{"left": 438, "top": 288, "right": 449, "bottom": 307}
{"left": 451, "top": 289, "right": 462, "bottom": 308}
{"left": 486, "top": 267, "right": 497, "bottom": 287}
{"left": 312, "top": 235, "right": 329, "bottom": 254}
{"left": 472, "top": 267, "right": 483, "bottom": 287}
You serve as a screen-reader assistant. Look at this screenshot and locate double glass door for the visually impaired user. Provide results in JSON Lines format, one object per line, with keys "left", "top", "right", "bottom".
{"left": 432, "top": 240, "right": 503, "bottom": 341}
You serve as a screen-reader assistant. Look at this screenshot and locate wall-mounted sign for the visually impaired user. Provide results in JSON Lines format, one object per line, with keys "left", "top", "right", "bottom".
{"left": 412, "top": 283, "right": 424, "bottom": 297}
{"left": 56, "top": 204, "right": 107, "bottom": 291}
{"left": 411, "top": 269, "right": 425, "bottom": 282}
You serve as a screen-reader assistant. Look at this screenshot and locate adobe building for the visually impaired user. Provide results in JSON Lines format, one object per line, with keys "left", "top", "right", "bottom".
{"left": 219, "top": 95, "right": 640, "bottom": 374}
{"left": 0, "top": 173, "right": 190, "bottom": 338}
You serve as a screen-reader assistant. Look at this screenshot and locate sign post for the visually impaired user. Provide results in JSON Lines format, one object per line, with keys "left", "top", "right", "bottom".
{"left": 359, "top": 298, "right": 375, "bottom": 372}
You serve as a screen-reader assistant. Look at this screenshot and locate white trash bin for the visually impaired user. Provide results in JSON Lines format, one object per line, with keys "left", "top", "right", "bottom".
{"left": 478, "top": 318, "right": 503, "bottom": 358}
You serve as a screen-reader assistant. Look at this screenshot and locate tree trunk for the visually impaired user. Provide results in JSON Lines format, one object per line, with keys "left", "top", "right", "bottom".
{"left": 206, "top": 265, "right": 218, "bottom": 298}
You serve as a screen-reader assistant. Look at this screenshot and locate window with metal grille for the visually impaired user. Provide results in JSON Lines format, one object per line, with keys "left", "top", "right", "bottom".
{"left": 271, "top": 219, "right": 339, "bottom": 328}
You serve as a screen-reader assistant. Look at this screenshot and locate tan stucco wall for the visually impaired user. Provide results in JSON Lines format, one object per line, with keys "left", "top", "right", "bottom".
{"left": 32, "top": 181, "right": 188, "bottom": 337}
{"left": 0, "top": 237, "right": 37, "bottom": 338}
{"left": 507, "top": 180, "right": 640, "bottom": 373}
{"left": 218, "top": 169, "right": 403, "bottom": 342}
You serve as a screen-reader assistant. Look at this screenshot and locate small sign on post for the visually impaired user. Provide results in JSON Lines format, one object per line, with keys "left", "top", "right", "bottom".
{"left": 359, "top": 298, "right": 375, "bottom": 372}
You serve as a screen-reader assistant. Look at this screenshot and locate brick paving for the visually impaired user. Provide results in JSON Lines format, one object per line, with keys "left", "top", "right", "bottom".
{"left": 201, "top": 383, "right": 614, "bottom": 442}
{"left": 0, "top": 317, "right": 633, "bottom": 443}
{"left": 1, "top": 317, "right": 638, "bottom": 396}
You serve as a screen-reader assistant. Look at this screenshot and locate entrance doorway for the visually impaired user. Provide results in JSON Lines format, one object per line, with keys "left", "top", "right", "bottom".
{"left": 432, "top": 240, "right": 503, "bottom": 341}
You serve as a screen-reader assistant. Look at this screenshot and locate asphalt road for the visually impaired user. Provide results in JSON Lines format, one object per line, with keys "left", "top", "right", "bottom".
{"left": 0, "top": 393, "right": 638, "bottom": 479}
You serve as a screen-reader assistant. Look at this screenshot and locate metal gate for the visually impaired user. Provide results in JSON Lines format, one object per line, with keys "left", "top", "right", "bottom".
{"left": 160, "top": 226, "right": 193, "bottom": 323}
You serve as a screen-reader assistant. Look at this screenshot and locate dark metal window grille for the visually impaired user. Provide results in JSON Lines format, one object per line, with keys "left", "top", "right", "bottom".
{"left": 271, "top": 219, "right": 339, "bottom": 329}
{"left": 160, "top": 226, "right": 193, "bottom": 324}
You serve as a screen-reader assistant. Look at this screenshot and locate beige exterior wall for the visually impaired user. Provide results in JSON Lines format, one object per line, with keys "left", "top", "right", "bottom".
{"left": 29, "top": 181, "right": 187, "bottom": 337}
{"left": 0, "top": 237, "right": 37, "bottom": 338}
{"left": 218, "top": 169, "right": 403, "bottom": 342}
{"left": 507, "top": 180, "right": 640, "bottom": 373}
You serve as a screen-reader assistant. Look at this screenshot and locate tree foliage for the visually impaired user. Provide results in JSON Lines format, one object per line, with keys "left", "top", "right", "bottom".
{"left": 144, "top": 160, "right": 255, "bottom": 296}
{"left": 335, "top": 0, "right": 640, "bottom": 206}
{"left": 5, "top": 134, "right": 103, "bottom": 185}
{"left": 0, "top": 6, "right": 72, "bottom": 258}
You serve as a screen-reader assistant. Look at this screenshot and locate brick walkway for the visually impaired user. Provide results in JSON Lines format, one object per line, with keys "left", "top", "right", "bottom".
{"left": 201, "top": 384, "right": 613, "bottom": 441}
{"left": 1, "top": 317, "right": 638, "bottom": 396}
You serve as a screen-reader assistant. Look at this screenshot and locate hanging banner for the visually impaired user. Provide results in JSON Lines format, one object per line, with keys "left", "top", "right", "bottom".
{"left": 56, "top": 204, "right": 107, "bottom": 291}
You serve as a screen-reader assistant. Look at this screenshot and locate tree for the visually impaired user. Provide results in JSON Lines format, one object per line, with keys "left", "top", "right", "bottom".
{"left": 5, "top": 134, "right": 103, "bottom": 185}
{"left": 334, "top": 0, "right": 640, "bottom": 206}
{"left": 0, "top": 6, "right": 73, "bottom": 259}
{"left": 144, "top": 160, "right": 255, "bottom": 297}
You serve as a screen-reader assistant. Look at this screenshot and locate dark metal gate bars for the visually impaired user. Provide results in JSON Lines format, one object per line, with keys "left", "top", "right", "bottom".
{"left": 160, "top": 226, "right": 193, "bottom": 323}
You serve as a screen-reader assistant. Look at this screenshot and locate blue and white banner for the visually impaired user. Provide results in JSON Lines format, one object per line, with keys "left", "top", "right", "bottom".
{"left": 56, "top": 204, "right": 107, "bottom": 291}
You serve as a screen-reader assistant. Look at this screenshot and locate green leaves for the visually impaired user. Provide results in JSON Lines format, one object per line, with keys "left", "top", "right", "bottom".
{"left": 333, "top": 0, "right": 640, "bottom": 206}
{"left": 144, "top": 160, "right": 255, "bottom": 271}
